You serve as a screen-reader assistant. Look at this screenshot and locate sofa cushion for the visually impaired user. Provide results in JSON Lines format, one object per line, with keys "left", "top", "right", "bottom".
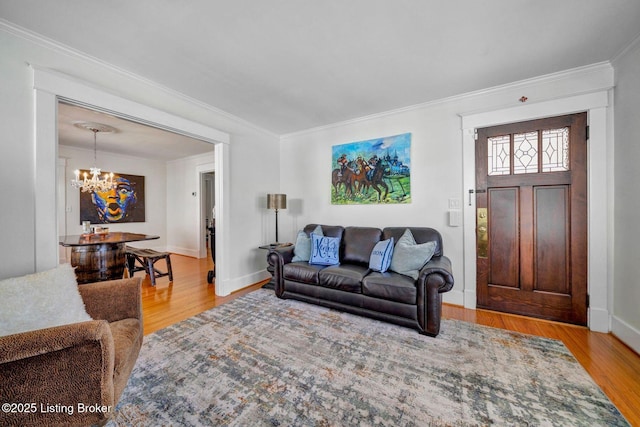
{"left": 292, "top": 225, "right": 324, "bottom": 262}
{"left": 383, "top": 227, "right": 443, "bottom": 258}
{"left": 304, "top": 224, "right": 344, "bottom": 240}
{"left": 362, "top": 272, "right": 417, "bottom": 304}
{"left": 389, "top": 229, "right": 437, "bottom": 280}
{"left": 369, "top": 237, "right": 394, "bottom": 273}
{"left": 0, "top": 264, "right": 92, "bottom": 336}
{"left": 318, "top": 265, "right": 367, "bottom": 293}
{"left": 284, "top": 262, "right": 327, "bottom": 284}
{"left": 343, "top": 227, "right": 383, "bottom": 265}
{"left": 309, "top": 234, "right": 341, "bottom": 266}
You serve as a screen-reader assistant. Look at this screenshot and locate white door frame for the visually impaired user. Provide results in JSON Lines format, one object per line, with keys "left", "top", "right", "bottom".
{"left": 196, "top": 164, "right": 215, "bottom": 259}
{"left": 460, "top": 90, "right": 612, "bottom": 332}
{"left": 32, "top": 66, "right": 233, "bottom": 294}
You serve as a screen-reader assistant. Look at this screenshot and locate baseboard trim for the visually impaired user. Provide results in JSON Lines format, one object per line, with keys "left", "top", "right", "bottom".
{"left": 165, "top": 245, "right": 200, "bottom": 258}
{"left": 221, "top": 269, "right": 271, "bottom": 297}
{"left": 611, "top": 315, "right": 640, "bottom": 355}
{"left": 443, "top": 289, "right": 464, "bottom": 306}
{"left": 588, "top": 307, "right": 610, "bottom": 333}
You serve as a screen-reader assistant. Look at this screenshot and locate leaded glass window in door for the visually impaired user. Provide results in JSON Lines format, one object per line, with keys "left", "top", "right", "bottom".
{"left": 487, "top": 127, "right": 569, "bottom": 176}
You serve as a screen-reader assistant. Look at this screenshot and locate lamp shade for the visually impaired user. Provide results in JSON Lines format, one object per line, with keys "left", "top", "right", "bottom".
{"left": 267, "top": 194, "right": 287, "bottom": 210}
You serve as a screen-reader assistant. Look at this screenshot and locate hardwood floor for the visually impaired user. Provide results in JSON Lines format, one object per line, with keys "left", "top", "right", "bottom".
{"left": 138, "top": 251, "right": 640, "bottom": 425}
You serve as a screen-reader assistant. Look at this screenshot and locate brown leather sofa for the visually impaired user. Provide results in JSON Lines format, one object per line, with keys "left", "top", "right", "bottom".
{"left": 268, "top": 225, "right": 454, "bottom": 336}
{"left": 0, "top": 277, "right": 143, "bottom": 426}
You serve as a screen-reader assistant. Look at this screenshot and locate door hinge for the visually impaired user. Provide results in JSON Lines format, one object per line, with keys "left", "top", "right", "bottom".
{"left": 474, "top": 129, "right": 478, "bottom": 141}
{"left": 586, "top": 294, "right": 590, "bottom": 308}
{"left": 586, "top": 125, "right": 589, "bottom": 140}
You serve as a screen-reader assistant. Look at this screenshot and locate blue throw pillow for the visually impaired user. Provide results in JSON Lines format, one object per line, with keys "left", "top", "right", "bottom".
{"left": 309, "top": 234, "right": 341, "bottom": 266}
{"left": 369, "top": 238, "right": 394, "bottom": 272}
{"left": 389, "top": 229, "right": 436, "bottom": 280}
{"left": 292, "top": 225, "right": 323, "bottom": 262}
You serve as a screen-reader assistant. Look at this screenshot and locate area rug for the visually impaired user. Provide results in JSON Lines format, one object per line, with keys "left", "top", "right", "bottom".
{"left": 107, "top": 289, "right": 628, "bottom": 426}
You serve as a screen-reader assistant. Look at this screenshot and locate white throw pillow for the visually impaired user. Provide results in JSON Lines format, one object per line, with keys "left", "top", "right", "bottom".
{"left": 0, "top": 264, "right": 92, "bottom": 336}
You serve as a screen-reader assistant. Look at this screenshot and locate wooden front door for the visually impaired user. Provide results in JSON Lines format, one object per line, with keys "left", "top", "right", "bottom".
{"left": 475, "top": 113, "right": 588, "bottom": 325}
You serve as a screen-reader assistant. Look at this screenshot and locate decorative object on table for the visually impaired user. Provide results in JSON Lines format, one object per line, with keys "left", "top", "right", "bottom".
{"left": 267, "top": 193, "right": 287, "bottom": 243}
{"left": 332, "top": 133, "right": 411, "bottom": 204}
{"left": 70, "top": 122, "right": 117, "bottom": 193}
{"left": 107, "top": 289, "right": 627, "bottom": 427}
{"left": 79, "top": 171, "right": 145, "bottom": 224}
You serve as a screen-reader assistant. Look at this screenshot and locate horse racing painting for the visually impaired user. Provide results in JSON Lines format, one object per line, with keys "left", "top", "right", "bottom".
{"left": 331, "top": 133, "right": 411, "bottom": 204}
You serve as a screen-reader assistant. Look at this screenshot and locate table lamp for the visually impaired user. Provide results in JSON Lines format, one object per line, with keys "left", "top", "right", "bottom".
{"left": 267, "top": 194, "right": 287, "bottom": 243}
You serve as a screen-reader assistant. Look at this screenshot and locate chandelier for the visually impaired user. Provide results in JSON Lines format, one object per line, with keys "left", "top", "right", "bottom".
{"left": 70, "top": 122, "right": 117, "bottom": 193}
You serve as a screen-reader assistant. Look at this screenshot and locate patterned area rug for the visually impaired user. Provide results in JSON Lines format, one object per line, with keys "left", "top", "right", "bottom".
{"left": 108, "top": 289, "right": 628, "bottom": 426}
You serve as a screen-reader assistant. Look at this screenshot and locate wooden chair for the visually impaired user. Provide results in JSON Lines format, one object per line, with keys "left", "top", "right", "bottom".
{"left": 125, "top": 246, "right": 173, "bottom": 286}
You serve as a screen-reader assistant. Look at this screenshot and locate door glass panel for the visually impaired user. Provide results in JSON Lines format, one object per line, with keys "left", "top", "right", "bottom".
{"left": 541, "top": 127, "right": 569, "bottom": 172}
{"left": 488, "top": 135, "right": 510, "bottom": 176}
{"left": 513, "top": 131, "right": 538, "bottom": 174}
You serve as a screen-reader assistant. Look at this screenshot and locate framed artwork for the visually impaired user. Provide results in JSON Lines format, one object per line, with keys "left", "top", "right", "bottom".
{"left": 332, "top": 133, "right": 411, "bottom": 205}
{"left": 79, "top": 172, "right": 145, "bottom": 223}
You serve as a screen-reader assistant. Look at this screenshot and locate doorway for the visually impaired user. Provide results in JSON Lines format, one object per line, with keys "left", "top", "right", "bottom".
{"left": 474, "top": 113, "right": 588, "bottom": 325}
{"left": 34, "top": 67, "right": 231, "bottom": 293}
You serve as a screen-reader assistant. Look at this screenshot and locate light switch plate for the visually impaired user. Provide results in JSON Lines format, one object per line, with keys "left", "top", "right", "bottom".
{"left": 448, "top": 210, "right": 462, "bottom": 227}
{"left": 448, "top": 198, "right": 461, "bottom": 209}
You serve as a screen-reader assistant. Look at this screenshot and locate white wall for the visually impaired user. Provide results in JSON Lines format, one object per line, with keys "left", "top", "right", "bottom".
{"left": 280, "top": 105, "right": 466, "bottom": 298}
{"left": 166, "top": 152, "right": 213, "bottom": 257}
{"left": 612, "top": 38, "right": 640, "bottom": 354}
{"left": 0, "top": 25, "right": 278, "bottom": 293}
{"left": 279, "top": 64, "right": 615, "bottom": 315}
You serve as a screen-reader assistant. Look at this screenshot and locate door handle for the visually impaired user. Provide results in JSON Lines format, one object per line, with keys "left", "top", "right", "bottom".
{"left": 477, "top": 207, "right": 488, "bottom": 258}
{"left": 468, "top": 189, "right": 486, "bottom": 206}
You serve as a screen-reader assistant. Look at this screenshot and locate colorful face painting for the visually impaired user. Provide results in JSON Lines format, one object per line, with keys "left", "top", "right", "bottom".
{"left": 79, "top": 172, "right": 146, "bottom": 224}
{"left": 92, "top": 176, "right": 137, "bottom": 222}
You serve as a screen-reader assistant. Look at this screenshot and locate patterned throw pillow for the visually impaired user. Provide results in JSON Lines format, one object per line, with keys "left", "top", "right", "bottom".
{"left": 389, "top": 229, "right": 436, "bottom": 280}
{"left": 369, "top": 237, "right": 394, "bottom": 273}
{"left": 309, "top": 234, "right": 341, "bottom": 266}
{"left": 292, "top": 225, "right": 324, "bottom": 262}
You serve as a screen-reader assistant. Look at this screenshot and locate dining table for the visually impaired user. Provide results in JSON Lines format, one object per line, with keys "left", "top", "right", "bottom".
{"left": 59, "top": 232, "right": 159, "bottom": 284}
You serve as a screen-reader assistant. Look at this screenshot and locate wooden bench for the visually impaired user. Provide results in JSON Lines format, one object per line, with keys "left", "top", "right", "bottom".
{"left": 125, "top": 247, "right": 173, "bottom": 287}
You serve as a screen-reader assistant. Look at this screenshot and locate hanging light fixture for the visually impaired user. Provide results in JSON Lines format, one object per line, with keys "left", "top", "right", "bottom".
{"left": 70, "top": 122, "right": 118, "bottom": 192}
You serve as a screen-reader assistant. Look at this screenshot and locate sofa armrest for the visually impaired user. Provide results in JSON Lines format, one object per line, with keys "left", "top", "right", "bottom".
{"left": 273, "top": 245, "right": 295, "bottom": 264}
{"left": 0, "top": 321, "right": 115, "bottom": 425}
{"left": 416, "top": 255, "right": 454, "bottom": 337}
{"left": 419, "top": 255, "right": 454, "bottom": 293}
{"left": 79, "top": 277, "right": 142, "bottom": 323}
{"left": 268, "top": 246, "right": 295, "bottom": 296}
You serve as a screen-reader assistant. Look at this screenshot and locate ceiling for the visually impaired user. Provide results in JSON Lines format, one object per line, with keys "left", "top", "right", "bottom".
{"left": 57, "top": 103, "right": 214, "bottom": 161}
{"left": 2, "top": 1, "right": 640, "bottom": 136}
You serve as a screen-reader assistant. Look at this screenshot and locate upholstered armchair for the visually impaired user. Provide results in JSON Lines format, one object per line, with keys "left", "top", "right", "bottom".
{"left": 0, "top": 275, "right": 143, "bottom": 426}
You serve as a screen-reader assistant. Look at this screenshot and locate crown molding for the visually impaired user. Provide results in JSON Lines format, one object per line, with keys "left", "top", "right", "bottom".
{"left": 281, "top": 62, "right": 614, "bottom": 139}
{"left": 611, "top": 30, "right": 640, "bottom": 66}
{"left": 0, "top": 19, "right": 279, "bottom": 139}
